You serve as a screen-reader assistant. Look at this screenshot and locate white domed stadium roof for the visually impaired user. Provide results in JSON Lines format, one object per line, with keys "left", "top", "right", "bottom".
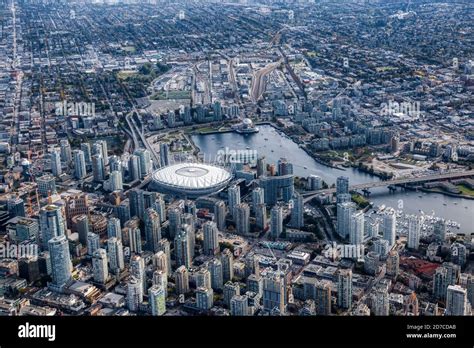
{"left": 151, "top": 163, "right": 232, "bottom": 196}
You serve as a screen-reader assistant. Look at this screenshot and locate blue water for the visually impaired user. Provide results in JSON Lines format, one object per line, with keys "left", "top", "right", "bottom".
{"left": 192, "top": 125, "right": 474, "bottom": 234}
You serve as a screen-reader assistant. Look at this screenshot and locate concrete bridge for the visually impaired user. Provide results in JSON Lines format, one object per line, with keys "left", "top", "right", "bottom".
{"left": 302, "top": 169, "right": 474, "bottom": 203}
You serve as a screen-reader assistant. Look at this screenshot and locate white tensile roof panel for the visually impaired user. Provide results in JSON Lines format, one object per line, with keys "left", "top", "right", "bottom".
{"left": 152, "top": 163, "right": 232, "bottom": 190}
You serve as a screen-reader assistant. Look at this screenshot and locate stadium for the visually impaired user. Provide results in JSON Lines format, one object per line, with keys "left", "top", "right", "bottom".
{"left": 150, "top": 162, "right": 233, "bottom": 197}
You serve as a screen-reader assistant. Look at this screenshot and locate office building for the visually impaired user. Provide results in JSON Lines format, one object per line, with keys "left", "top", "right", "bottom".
{"left": 336, "top": 176, "right": 349, "bottom": 195}
{"left": 230, "top": 294, "right": 249, "bottom": 316}
{"left": 337, "top": 202, "right": 355, "bottom": 239}
{"left": 407, "top": 215, "right": 422, "bottom": 250}
{"left": 73, "top": 149, "right": 87, "bottom": 179}
{"left": 446, "top": 285, "right": 470, "bottom": 316}
{"left": 315, "top": 281, "right": 332, "bottom": 315}
{"left": 259, "top": 175, "right": 294, "bottom": 205}
{"left": 15, "top": 217, "right": 39, "bottom": 243}
{"left": 107, "top": 237, "right": 125, "bottom": 274}
{"left": 110, "top": 170, "right": 123, "bottom": 191}
{"left": 159, "top": 143, "right": 170, "bottom": 167}
{"left": 51, "top": 149, "right": 62, "bottom": 177}
{"left": 174, "top": 225, "right": 192, "bottom": 269}
{"left": 270, "top": 205, "right": 283, "bottom": 240}
{"left": 278, "top": 158, "right": 293, "bottom": 176}
{"left": 337, "top": 269, "right": 352, "bottom": 310}
{"left": 152, "top": 270, "right": 168, "bottom": 297}
{"left": 168, "top": 207, "right": 182, "bottom": 238}
{"left": 257, "top": 156, "right": 266, "bottom": 177}
{"left": 386, "top": 250, "right": 400, "bottom": 278}
{"left": 75, "top": 214, "right": 90, "bottom": 246}
{"left": 381, "top": 209, "right": 397, "bottom": 247}
{"left": 373, "top": 288, "right": 390, "bottom": 316}
{"left": 152, "top": 195, "right": 166, "bottom": 223}
{"left": 203, "top": 221, "right": 219, "bottom": 256}
{"left": 144, "top": 208, "right": 162, "bottom": 252}
{"left": 92, "top": 248, "right": 108, "bottom": 284}
{"left": 48, "top": 235, "right": 72, "bottom": 290}
{"left": 228, "top": 185, "right": 240, "bottom": 217}
{"left": 129, "top": 227, "right": 142, "bottom": 254}
{"left": 39, "top": 205, "right": 66, "bottom": 251}
{"left": 196, "top": 268, "right": 212, "bottom": 290}
{"left": 308, "top": 175, "right": 322, "bottom": 190}
{"left": 92, "top": 154, "right": 105, "bottom": 182}
{"left": 255, "top": 203, "right": 267, "bottom": 231}
{"left": 157, "top": 239, "right": 172, "bottom": 275}
{"left": 263, "top": 270, "right": 286, "bottom": 314}
{"left": 128, "top": 155, "right": 141, "bottom": 182}
{"left": 130, "top": 255, "right": 146, "bottom": 292}
{"left": 60, "top": 139, "right": 72, "bottom": 163}
{"left": 174, "top": 266, "right": 189, "bottom": 295}
{"left": 127, "top": 277, "right": 143, "bottom": 312}
{"left": 235, "top": 203, "right": 250, "bottom": 236}
{"left": 221, "top": 248, "right": 234, "bottom": 283}
{"left": 349, "top": 211, "right": 364, "bottom": 245}
{"left": 134, "top": 148, "right": 152, "bottom": 179}
{"left": 149, "top": 285, "right": 166, "bottom": 316}
{"left": 8, "top": 198, "right": 25, "bottom": 218}
{"left": 224, "top": 281, "right": 240, "bottom": 308}
{"left": 434, "top": 219, "right": 447, "bottom": 242}
{"left": 80, "top": 143, "right": 92, "bottom": 164}
{"left": 87, "top": 232, "right": 100, "bottom": 256}
{"left": 252, "top": 188, "right": 265, "bottom": 213}
{"left": 37, "top": 175, "right": 56, "bottom": 197}
{"left": 107, "top": 217, "right": 122, "bottom": 240}
{"left": 209, "top": 258, "right": 224, "bottom": 291}
{"left": 247, "top": 274, "right": 263, "bottom": 297}
{"left": 196, "top": 287, "right": 214, "bottom": 311}
{"left": 213, "top": 200, "right": 226, "bottom": 232}
{"left": 290, "top": 193, "right": 304, "bottom": 228}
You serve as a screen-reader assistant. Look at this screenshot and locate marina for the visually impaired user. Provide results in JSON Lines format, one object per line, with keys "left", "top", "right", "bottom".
{"left": 193, "top": 125, "right": 474, "bottom": 234}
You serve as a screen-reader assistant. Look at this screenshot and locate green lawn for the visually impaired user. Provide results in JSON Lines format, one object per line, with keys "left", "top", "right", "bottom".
{"left": 351, "top": 194, "right": 370, "bottom": 208}
{"left": 457, "top": 185, "right": 474, "bottom": 197}
{"left": 151, "top": 91, "right": 191, "bottom": 100}
{"left": 116, "top": 71, "right": 137, "bottom": 80}
{"left": 198, "top": 127, "right": 218, "bottom": 134}
{"left": 122, "top": 46, "right": 136, "bottom": 53}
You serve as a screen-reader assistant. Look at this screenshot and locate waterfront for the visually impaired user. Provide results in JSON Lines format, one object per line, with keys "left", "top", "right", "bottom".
{"left": 192, "top": 125, "right": 474, "bottom": 234}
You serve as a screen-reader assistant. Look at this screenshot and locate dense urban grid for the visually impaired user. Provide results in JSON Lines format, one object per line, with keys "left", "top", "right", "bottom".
{"left": 0, "top": 0, "right": 473, "bottom": 318}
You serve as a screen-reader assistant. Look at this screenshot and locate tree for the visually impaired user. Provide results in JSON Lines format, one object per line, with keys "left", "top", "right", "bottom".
{"left": 156, "top": 62, "right": 170, "bottom": 74}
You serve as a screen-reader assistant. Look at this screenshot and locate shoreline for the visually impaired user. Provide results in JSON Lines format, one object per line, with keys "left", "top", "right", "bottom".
{"left": 182, "top": 123, "right": 473, "bottom": 203}
{"left": 419, "top": 187, "right": 474, "bottom": 201}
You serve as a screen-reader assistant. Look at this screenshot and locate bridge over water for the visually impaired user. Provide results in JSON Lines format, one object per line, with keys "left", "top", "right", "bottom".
{"left": 302, "top": 169, "right": 474, "bottom": 203}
